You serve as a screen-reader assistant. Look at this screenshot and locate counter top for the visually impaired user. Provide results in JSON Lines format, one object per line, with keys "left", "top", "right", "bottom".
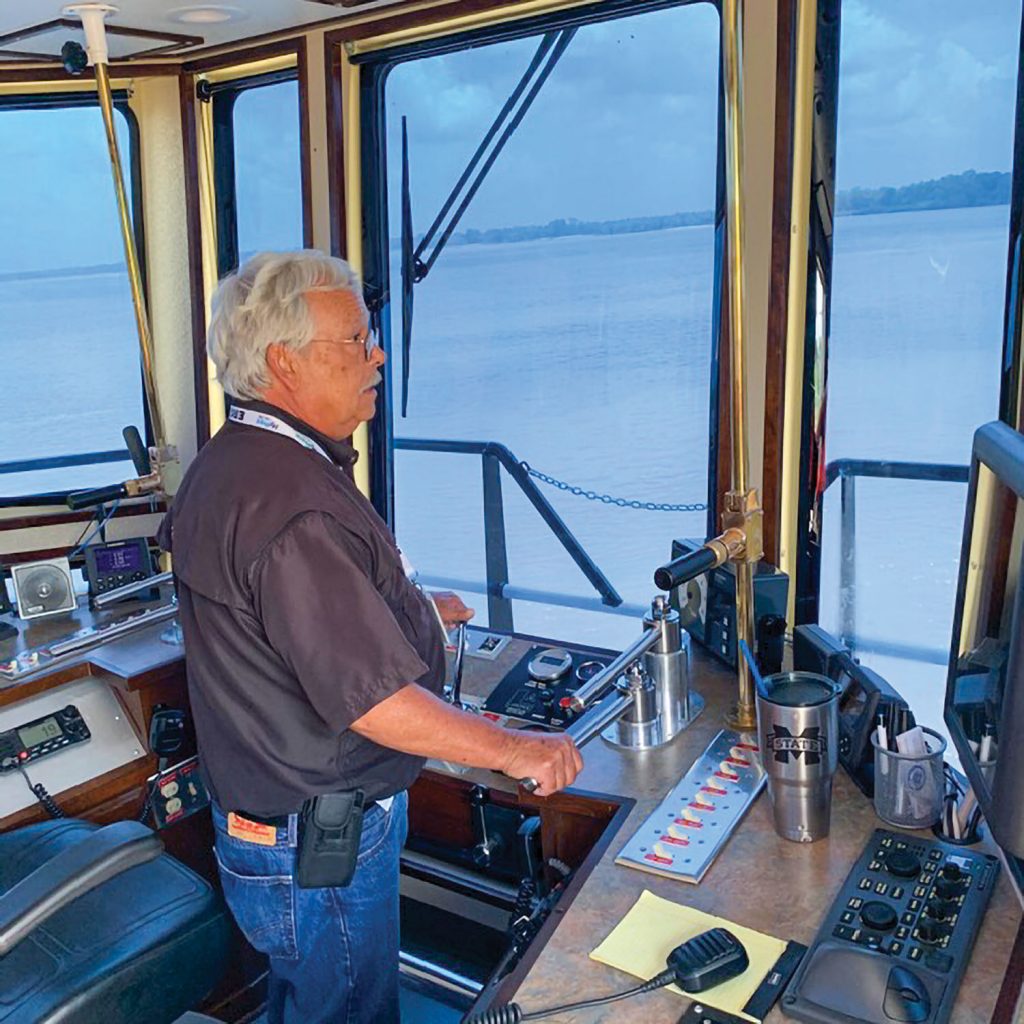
{"left": 455, "top": 633, "right": 1022, "bottom": 1024}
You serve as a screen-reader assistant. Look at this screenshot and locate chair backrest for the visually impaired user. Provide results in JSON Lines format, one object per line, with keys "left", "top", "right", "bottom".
{"left": 0, "top": 819, "right": 231, "bottom": 1024}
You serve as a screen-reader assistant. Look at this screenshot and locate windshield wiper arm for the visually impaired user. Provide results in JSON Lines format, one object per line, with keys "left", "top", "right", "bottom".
{"left": 399, "top": 27, "right": 576, "bottom": 416}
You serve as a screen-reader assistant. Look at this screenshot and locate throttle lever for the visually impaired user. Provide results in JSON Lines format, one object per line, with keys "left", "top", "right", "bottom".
{"left": 518, "top": 687, "right": 634, "bottom": 793}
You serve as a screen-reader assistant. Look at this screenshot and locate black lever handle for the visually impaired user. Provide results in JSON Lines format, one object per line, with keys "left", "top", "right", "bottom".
{"left": 654, "top": 545, "right": 717, "bottom": 591}
{"left": 66, "top": 483, "right": 128, "bottom": 511}
{"left": 123, "top": 425, "right": 151, "bottom": 475}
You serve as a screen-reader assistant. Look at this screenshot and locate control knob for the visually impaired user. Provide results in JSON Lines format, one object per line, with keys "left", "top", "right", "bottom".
{"left": 860, "top": 901, "right": 898, "bottom": 933}
{"left": 925, "top": 898, "right": 957, "bottom": 923}
{"left": 885, "top": 849, "right": 922, "bottom": 879}
{"left": 934, "top": 863, "right": 968, "bottom": 899}
{"left": 916, "top": 914, "right": 949, "bottom": 946}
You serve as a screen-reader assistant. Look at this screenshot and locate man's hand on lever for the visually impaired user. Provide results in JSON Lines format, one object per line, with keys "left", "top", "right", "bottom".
{"left": 497, "top": 730, "right": 582, "bottom": 797}
{"left": 350, "top": 684, "right": 582, "bottom": 796}
{"left": 430, "top": 590, "right": 475, "bottom": 632}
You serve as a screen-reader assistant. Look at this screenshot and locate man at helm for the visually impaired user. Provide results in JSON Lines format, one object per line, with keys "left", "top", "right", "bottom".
{"left": 158, "top": 250, "right": 581, "bottom": 1024}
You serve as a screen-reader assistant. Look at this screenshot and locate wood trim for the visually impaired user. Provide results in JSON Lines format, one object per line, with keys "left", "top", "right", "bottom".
{"left": 762, "top": 0, "right": 797, "bottom": 566}
{"left": 182, "top": 36, "right": 303, "bottom": 75}
{"left": 322, "top": 0, "right": 547, "bottom": 44}
{"left": 180, "top": 71, "right": 212, "bottom": 449}
{"left": 991, "top": 913, "right": 1024, "bottom": 1024}
{"left": 297, "top": 37, "right": 315, "bottom": 248}
{"left": 325, "top": 32, "right": 348, "bottom": 259}
{"left": 0, "top": 502, "right": 162, "bottom": 533}
{"left": 0, "top": 62, "right": 179, "bottom": 82}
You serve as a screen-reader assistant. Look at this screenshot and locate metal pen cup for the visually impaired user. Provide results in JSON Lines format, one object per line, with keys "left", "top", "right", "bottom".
{"left": 756, "top": 671, "right": 841, "bottom": 843}
{"left": 871, "top": 727, "right": 946, "bottom": 829}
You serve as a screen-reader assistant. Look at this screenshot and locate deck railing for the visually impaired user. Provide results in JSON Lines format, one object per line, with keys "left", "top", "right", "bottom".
{"left": 394, "top": 438, "right": 631, "bottom": 631}
{"left": 823, "top": 457, "right": 969, "bottom": 665}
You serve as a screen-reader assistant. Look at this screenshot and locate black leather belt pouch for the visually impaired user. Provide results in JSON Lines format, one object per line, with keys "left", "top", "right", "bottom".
{"left": 296, "top": 790, "right": 365, "bottom": 889}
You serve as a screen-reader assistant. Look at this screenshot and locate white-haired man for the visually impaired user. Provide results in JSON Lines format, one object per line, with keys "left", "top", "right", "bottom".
{"left": 157, "top": 251, "right": 581, "bottom": 1024}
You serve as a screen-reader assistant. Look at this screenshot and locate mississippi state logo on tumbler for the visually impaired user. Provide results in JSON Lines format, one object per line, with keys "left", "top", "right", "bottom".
{"left": 756, "top": 673, "right": 841, "bottom": 842}
{"left": 766, "top": 725, "right": 827, "bottom": 766}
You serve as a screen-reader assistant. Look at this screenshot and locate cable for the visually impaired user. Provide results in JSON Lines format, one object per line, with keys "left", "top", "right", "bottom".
{"left": 15, "top": 763, "right": 65, "bottom": 818}
{"left": 464, "top": 969, "right": 675, "bottom": 1024}
{"left": 68, "top": 498, "right": 121, "bottom": 561}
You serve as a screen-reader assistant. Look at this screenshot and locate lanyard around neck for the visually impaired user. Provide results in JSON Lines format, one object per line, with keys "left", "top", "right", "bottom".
{"left": 229, "top": 407, "right": 333, "bottom": 464}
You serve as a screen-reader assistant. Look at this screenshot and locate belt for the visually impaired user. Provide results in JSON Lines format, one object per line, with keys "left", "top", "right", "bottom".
{"left": 234, "top": 799, "right": 378, "bottom": 829}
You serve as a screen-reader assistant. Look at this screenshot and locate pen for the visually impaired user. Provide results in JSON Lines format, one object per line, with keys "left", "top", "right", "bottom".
{"left": 876, "top": 714, "right": 889, "bottom": 775}
{"left": 979, "top": 723, "right": 995, "bottom": 765}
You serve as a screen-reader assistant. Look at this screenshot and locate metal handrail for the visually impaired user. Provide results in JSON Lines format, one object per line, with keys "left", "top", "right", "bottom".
{"left": 395, "top": 437, "right": 622, "bottom": 631}
{"left": 823, "top": 457, "right": 969, "bottom": 664}
{"left": 0, "top": 448, "right": 131, "bottom": 477}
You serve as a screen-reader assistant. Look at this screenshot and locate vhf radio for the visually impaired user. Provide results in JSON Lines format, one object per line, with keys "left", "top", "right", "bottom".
{"left": 0, "top": 705, "right": 91, "bottom": 772}
{"left": 794, "top": 625, "right": 909, "bottom": 798}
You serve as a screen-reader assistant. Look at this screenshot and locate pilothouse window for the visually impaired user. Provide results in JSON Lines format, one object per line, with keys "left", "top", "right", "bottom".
{"left": 0, "top": 99, "right": 145, "bottom": 498}
{"left": 210, "top": 73, "right": 304, "bottom": 276}
{"left": 371, "top": 1, "right": 721, "bottom": 647}
{"left": 818, "top": 0, "right": 1022, "bottom": 730}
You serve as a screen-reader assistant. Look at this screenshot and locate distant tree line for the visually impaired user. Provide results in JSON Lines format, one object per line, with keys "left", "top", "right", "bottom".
{"left": 421, "top": 168, "right": 1011, "bottom": 250}
{"left": 835, "top": 169, "right": 1010, "bottom": 217}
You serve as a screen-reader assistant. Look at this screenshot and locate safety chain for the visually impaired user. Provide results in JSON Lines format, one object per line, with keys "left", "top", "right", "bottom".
{"left": 522, "top": 462, "right": 707, "bottom": 513}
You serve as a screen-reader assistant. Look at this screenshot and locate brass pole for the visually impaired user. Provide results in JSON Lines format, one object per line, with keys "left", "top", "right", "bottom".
{"left": 721, "top": 0, "right": 761, "bottom": 731}
{"left": 93, "top": 60, "right": 167, "bottom": 450}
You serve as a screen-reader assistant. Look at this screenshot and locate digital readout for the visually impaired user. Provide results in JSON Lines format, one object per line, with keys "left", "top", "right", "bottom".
{"left": 18, "top": 717, "right": 62, "bottom": 748}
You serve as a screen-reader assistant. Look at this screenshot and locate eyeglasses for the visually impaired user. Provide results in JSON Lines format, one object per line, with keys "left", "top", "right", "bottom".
{"left": 309, "top": 328, "right": 379, "bottom": 358}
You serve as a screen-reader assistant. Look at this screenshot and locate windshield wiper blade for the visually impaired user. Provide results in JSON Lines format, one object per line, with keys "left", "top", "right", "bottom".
{"left": 400, "top": 116, "right": 416, "bottom": 418}
{"left": 398, "top": 28, "right": 576, "bottom": 416}
{"left": 417, "top": 27, "right": 576, "bottom": 279}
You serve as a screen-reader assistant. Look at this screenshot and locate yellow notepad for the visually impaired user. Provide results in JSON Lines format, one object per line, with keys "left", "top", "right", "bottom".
{"left": 589, "top": 890, "right": 788, "bottom": 1023}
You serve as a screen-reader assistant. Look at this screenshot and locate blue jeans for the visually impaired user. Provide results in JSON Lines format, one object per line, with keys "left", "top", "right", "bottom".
{"left": 212, "top": 791, "right": 408, "bottom": 1024}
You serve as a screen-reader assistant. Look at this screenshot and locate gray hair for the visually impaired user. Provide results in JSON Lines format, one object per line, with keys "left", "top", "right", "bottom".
{"left": 207, "top": 250, "right": 363, "bottom": 400}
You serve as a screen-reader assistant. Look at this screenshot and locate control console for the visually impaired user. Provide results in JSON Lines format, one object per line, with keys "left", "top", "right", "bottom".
{"left": 0, "top": 704, "right": 91, "bottom": 771}
{"left": 783, "top": 828, "right": 999, "bottom": 1023}
{"left": 482, "top": 644, "right": 613, "bottom": 729}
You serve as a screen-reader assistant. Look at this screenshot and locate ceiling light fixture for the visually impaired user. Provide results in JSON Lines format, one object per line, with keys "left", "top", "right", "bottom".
{"left": 165, "top": 5, "right": 246, "bottom": 24}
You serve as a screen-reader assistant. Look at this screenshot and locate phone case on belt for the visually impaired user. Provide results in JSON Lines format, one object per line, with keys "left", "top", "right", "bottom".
{"left": 296, "top": 790, "right": 365, "bottom": 889}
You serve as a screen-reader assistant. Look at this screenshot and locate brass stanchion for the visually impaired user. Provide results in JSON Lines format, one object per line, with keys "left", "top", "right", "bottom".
{"left": 63, "top": 4, "right": 174, "bottom": 473}
{"left": 720, "top": 0, "right": 763, "bottom": 731}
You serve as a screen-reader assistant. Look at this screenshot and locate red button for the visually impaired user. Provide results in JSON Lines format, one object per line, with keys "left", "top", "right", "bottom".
{"left": 18, "top": 752, "right": 28, "bottom": 760}
{"left": 559, "top": 697, "right": 573, "bottom": 708}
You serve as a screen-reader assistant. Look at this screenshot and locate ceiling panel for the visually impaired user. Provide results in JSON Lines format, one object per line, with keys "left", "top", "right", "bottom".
{"left": 0, "top": 0, "right": 404, "bottom": 59}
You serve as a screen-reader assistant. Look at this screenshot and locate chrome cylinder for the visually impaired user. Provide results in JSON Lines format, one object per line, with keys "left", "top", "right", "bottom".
{"left": 642, "top": 596, "right": 703, "bottom": 741}
{"left": 602, "top": 665, "right": 662, "bottom": 750}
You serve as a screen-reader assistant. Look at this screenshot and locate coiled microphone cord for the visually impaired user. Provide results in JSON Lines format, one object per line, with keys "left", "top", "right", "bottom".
{"left": 464, "top": 967, "right": 675, "bottom": 1023}
{"left": 17, "top": 764, "right": 65, "bottom": 818}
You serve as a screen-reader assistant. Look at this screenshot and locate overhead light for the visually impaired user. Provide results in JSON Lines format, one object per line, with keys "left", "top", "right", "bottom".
{"left": 165, "top": 5, "right": 246, "bottom": 23}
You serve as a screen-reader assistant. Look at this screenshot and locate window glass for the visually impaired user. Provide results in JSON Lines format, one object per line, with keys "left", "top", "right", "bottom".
{"left": 382, "top": 3, "right": 720, "bottom": 646}
{"left": 0, "top": 103, "right": 143, "bottom": 496}
{"left": 820, "top": 1, "right": 1021, "bottom": 725}
{"left": 234, "top": 79, "right": 303, "bottom": 260}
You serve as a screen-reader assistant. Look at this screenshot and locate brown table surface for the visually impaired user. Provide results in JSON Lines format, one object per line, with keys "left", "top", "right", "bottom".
{"left": 449, "top": 633, "right": 1022, "bottom": 1024}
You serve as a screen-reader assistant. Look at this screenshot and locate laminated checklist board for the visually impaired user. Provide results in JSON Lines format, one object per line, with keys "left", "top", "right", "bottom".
{"left": 615, "top": 729, "right": 766, "bottom": 883}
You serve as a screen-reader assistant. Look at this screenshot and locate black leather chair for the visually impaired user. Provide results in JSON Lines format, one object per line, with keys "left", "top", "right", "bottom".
{"left": 0, "top": 818, "right": 231, "bottom": 1023}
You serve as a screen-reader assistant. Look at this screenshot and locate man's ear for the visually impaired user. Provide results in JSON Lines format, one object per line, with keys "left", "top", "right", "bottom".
{"left": 266, "top": 342, "right": 298, "bottom": 391}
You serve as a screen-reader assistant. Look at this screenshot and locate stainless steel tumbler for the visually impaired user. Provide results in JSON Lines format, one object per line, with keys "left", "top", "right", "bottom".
{"left": 756, "top": 671, "right": 841, "bottom": 843}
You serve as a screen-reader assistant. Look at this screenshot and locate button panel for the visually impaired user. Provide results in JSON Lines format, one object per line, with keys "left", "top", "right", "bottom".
{"left": 798, "top": 827, "right": 1000, "bottom": 1024}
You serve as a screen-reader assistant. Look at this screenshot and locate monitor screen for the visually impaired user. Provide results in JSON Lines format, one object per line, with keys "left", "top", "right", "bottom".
{"left": 945, "top": 421, "right": 1024, "bottom": 859}
{"left": 94, "top": 544, "right": 144, "bottom": 575}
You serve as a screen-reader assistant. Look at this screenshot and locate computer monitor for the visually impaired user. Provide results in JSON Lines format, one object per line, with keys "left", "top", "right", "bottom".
{"left": 945, "top": 420, "right": 1024, "bottom": 860}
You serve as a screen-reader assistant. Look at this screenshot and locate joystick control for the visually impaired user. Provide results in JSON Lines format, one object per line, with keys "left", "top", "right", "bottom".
{"left": 886, "top": 849, "right": 922, "bottom": 878}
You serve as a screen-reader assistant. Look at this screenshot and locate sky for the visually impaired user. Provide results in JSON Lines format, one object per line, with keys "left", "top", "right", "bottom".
{"left": 0, "top": 0, "right": 1021, "bottom": 273}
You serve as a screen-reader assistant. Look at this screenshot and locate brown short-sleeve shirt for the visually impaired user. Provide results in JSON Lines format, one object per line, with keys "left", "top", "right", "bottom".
{"left": 157, "top": 399, "right": 445, "bottom": 816}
